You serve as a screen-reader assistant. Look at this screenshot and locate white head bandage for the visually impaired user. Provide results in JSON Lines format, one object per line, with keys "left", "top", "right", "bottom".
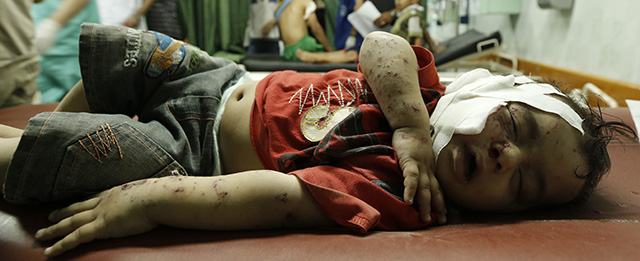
{"left": 430, "top": 69, "right": 585, "bottom": 159}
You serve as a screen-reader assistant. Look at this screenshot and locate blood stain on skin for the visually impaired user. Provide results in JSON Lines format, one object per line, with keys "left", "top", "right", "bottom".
{"left": 285, "top": 212, "right": 296, "bottom": 222}
{"left": 276, "top": 192, "right": 288, "bottom": 203}
{"left": 212, "top": 178, "right": 223, "bottom": 188}
{"left": 121, "top": 180, "right": 147, "bottom": 190}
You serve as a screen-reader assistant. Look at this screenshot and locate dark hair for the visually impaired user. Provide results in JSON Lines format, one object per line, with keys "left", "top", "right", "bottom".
{"left": 547, "top": 81, "right": 637, "bottom": 204}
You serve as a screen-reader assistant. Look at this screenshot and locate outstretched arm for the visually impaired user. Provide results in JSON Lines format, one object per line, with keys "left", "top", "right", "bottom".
{"left": 124, "top": 0, "right": 156, "bottom": 28}
{"left": 35, "top": 0, "right": 91, "bottom": 53}
{"left": 358, "top": 32, "right": 446, "bottom": 224}
{"left": 36, "top": 171, "right": 333, "bottom": 256}
{"left": 307, "top": 12, "right": 332, "bottom": 52}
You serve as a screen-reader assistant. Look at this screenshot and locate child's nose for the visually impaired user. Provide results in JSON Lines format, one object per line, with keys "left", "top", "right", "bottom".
{"left": 488, "top": 141, "right": 521, "bottom": 174}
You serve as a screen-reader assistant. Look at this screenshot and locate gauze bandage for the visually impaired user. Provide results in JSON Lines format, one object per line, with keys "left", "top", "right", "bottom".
{"left": 430, "top": 69, "right": 584, "bottom": 159}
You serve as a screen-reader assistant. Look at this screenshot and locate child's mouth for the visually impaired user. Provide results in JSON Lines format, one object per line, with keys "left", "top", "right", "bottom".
{"left": 466, "top": 152, "right": 477, "bottom": 181}
{"left": 453, "top": 146, "right": 479, "bottom": 183}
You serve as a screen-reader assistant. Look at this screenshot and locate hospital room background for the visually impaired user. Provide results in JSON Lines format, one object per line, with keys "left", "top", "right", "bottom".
{"left": 5, "top": 0, "right": 640, "bottom": 108}
{"left": 1, "top": 1, "right": 640, "bottom": 259}
{"left": 178, "top": 0, "right": 640, "bottom": 87}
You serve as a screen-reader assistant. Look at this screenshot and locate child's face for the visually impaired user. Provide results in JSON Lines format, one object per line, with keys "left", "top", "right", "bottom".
{"left": 434, "top": 102, "right": 587, "bottom": 212}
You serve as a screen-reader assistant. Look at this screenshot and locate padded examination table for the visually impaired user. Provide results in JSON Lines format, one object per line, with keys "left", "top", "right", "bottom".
{"left": 241, "top": 53, "right": 358, "bottom": 72}
{"left": 433, "top": 30, "right": 502, "bottom": 68}
{"left": 241, "top": 30, "right": 501, "bottom": 72}
{"left": 1, "top": 104, "right": 639, "bottom": 260}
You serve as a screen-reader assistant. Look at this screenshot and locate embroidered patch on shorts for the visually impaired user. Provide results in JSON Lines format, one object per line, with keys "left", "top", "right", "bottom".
{"left": 146, "top": 32, "right": 186, "bottom": 77}
{"left": 186, "top": 47, "right": 205, "bottom": 75}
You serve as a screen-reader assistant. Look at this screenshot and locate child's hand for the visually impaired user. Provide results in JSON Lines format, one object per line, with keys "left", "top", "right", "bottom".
{"left": 392, "top": 127, "right": 447, "bottom": 224}
{"left": 35, "top": 185, "right": 158, "bottom": 257}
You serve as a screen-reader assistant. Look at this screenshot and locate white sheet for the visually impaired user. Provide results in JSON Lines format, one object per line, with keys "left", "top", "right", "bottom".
{"left": 625, "top": 99, "right": 640, "bottom": 133}
{"left": 347, "top": 1, "right": 391, "bottom": 37}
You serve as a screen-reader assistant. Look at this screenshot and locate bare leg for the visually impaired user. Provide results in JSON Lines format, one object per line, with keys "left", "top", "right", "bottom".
{"left": 0, "top": 125, "right": 23, "bottom": 188}
{"left": 296, "top": 49, "right": 358, "bottom": 64}
{"left": 55, "top": 80, "right": 90, "bottom": 112}
{"left": 0, "top": 124, "right": 23, "bottom": 138}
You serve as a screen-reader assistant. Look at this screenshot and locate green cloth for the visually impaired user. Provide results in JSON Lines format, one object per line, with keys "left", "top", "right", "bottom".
{"left": 323, "top": 0, "right": 338, "bottom": 50}
{"left": 283, "top": 34, "right": 325, "bottom": 61}
{"left": 177, "top": 0, "right": 249, "bottom": 62}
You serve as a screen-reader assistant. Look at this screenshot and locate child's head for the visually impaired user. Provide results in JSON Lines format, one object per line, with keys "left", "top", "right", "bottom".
{"left": 430, "top": 69, "right": 636, "bottom": 212}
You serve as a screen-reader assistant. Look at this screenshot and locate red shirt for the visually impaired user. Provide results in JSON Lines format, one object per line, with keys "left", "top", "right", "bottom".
{"left": 251, "top": 46, "right": 446, "bottom": 233}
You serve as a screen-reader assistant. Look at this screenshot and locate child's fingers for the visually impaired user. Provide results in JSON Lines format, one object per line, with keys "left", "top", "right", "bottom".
{"left": 415, "top": 169, "right": 432, "bottom": 223}
{"left": 427, "top": 172, "right": 447, "bottom": 224}
{"left": 48, "top": 197, "right": 101, "bottom": 222}
{"left": 44, "top": 222, "right": 99, "bottom": 257}
{"left": 402, "top": 161, "right": 420, "bottom": 205}
{"left": 36, "top": 210, "right": 96, "bottom": 242}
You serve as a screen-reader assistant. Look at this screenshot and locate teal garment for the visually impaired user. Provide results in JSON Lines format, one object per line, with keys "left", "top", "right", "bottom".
{"left": 37, "top": 55, "right": 81, "bottom": 103}
{"left": 31, "top": 0, "right": 99, "bottom": 103}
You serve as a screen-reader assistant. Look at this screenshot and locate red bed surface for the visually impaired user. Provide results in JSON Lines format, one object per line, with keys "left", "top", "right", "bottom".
{"left": 1, "top": 103, "right": 639, "bottom": 260}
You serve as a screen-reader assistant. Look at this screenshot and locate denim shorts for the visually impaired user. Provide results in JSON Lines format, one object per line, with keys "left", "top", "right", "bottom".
{"left": 4, "top": 23, "right": 249, "bottom": 204}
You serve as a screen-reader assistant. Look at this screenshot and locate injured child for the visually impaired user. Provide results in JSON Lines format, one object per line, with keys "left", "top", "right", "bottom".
{"left": 0, "top": 24, "right": 635, "bottom": 257}
{"left": 276, "top": 0, "right": 359, "bottom": 63}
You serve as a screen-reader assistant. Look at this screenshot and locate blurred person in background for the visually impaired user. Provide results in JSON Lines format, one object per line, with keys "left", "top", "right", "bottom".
{"left": 31, "top": 0, "right": 99, "bottom": 103}
{"left": 0, "top": 0, "right": 43, "bottom": 108}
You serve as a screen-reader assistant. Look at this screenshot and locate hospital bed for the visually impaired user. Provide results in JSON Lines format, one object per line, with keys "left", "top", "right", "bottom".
{"left": 241, "top": 29, "right": 503, "bottom": 73}
{"left": 1, "top": 99, "right": 639, "bottom": 260}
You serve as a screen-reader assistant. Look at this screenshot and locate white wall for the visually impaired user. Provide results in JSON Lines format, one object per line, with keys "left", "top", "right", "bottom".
{"left": 466, "top": 0, "right": 640, "bottom": 84}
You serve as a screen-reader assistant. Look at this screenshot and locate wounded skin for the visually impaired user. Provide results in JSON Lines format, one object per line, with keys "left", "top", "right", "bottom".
{"left": 358, "top": 32, "right": 446, "bottom": 224}
{"left": 35, "top": 171, "right": 333, "bottom": 257}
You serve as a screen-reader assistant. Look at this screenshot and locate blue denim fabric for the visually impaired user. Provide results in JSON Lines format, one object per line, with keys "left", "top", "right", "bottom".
{"left": 4, "top": 23, "right": 248, "bottom": 204}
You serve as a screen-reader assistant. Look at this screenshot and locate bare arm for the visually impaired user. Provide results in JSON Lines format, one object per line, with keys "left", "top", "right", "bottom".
{"left": 359, "top": 32, "right": 429, "bottom": 138}
{"left": 306, "top": 13, "right": 332, "bottom": 52}
{"left": 34, "top": 0, "right": 91, "bottom": 54}
{"left": 262, "top": 18, "right": 277, "bottom": 36}
{"left": 47, "top": 0, "right": 91, "bottom": 25}
{"left": 35, "top": 171, "right": 333, "bottom": 256}
{"left": 124, "top": 0, "right": 157, "bottom": 27}
{"left": 359, "top": 32, "right": 446, "bottom": 224}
